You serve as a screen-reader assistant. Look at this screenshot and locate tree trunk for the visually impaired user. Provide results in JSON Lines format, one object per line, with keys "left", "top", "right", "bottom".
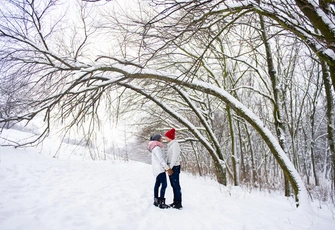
{"left": 245, "top": 124, "right": 257, "bottom": 186}
{"left": 321, "top": 61, "right": 335, "bottom": 189}
{"left": 238, "top": 122, "right": 247, "bottom": 183}
{"left": 191, "top": 142, "right": 203, "bottom": 177}
{"left": 259, "top": 14, "right": 291, "bottom": 196}
{"left": 214, "top": 159, "right": 227, "bottom": 186}
{"left": 227, "top": 106, "right": 239, "bottom": 186}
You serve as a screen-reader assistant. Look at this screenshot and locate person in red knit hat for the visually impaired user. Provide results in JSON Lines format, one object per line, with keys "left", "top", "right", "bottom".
{"left": 165, "top": 128, "right": 176, "bottom": 140}
{"left": 164, "top": 128, "right": 183, "bottom": 209}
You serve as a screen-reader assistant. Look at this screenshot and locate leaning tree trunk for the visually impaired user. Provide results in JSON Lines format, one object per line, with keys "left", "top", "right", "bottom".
{"left": 259, "top": 14, "right": 291, "bottom": 196}
{"left": 295, "top": 0, "right": 335, "bottom": 189}
{"left": 295, "top": 0, "right": 335, "bottom": 92}
{"left": 321, "top": 61, "right": 335, "bottom": 189}
{"left": 120, "top": 68, "right": 309, "bottom": 207}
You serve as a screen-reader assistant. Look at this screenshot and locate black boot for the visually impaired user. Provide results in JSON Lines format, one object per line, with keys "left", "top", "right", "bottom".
{"left": 153, "top": 197, "right": 159, "bottom": 207}
{"left": 171, "top": 200, "right": 183, "bottom": 210}
{"left": 158, "top": 198, "right": 170, "bottom": 209}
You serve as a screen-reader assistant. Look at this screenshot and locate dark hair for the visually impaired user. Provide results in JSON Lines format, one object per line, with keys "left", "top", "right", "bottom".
{"left": 150, "top": 134, "right": 162, "bottom": 141}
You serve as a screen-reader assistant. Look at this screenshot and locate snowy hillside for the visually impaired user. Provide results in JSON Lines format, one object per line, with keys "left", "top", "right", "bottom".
{"left": 0, "top": 129, "right": 334, "bottom": 230}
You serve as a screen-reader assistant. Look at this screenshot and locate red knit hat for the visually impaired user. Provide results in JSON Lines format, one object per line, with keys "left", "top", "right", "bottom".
{"left": 165, "top": 128, "right": 176, "bottom": 140}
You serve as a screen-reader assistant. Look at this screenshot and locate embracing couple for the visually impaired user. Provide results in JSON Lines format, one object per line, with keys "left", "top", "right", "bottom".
{"left": 148, "top": 128, "right": 182, "bottom": 210}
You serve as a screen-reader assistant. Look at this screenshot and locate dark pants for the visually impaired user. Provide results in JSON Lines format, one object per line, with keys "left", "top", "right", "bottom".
{"left": 154, "top": 172, "right": 167, "bottom": 198}
{"left": 169, "top": 165, "right": 182, "bottom": 203}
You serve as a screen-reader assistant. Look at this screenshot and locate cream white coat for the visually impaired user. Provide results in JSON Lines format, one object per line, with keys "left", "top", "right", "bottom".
{"left": 166, "top": 140, "right": 181, "bottom": 168}
{"left": 150, "top": 144, "right": 169, "bottom": 177}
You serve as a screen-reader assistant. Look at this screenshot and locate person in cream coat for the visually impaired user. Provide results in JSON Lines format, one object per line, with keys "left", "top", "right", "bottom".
{"left": 148, "top": 134, "right": 173, "bottom": 209}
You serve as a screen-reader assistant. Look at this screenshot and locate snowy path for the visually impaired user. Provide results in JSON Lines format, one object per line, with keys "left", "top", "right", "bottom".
{"left": 0, "top": 145, "right": 334, "bottom": 230}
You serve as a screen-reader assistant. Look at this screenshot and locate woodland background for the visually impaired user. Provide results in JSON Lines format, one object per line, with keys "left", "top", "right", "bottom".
{"left": 0, "top": 0, "right": 334, "bottom": 207}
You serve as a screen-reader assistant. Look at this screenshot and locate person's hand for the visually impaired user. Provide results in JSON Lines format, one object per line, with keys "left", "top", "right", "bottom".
{"left": 167, "top": 168, "right": 173, "bottom": 176}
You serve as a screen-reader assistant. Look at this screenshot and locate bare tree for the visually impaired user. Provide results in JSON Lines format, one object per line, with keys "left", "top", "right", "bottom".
{"left": 1, "top": 0, "right": 334, "bottom": 208}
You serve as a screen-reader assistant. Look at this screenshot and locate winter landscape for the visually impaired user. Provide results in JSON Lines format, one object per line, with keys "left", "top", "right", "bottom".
{"left": 0, "top": 128, "right": 334, "bottom": 230}
{"left": 1, "top": 0, "right": 335, "bottom": 229}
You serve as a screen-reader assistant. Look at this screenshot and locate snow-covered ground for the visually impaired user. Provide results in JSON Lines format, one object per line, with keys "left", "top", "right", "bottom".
{"left": 0, "top": 129, "right": 334, "bottom": 230}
